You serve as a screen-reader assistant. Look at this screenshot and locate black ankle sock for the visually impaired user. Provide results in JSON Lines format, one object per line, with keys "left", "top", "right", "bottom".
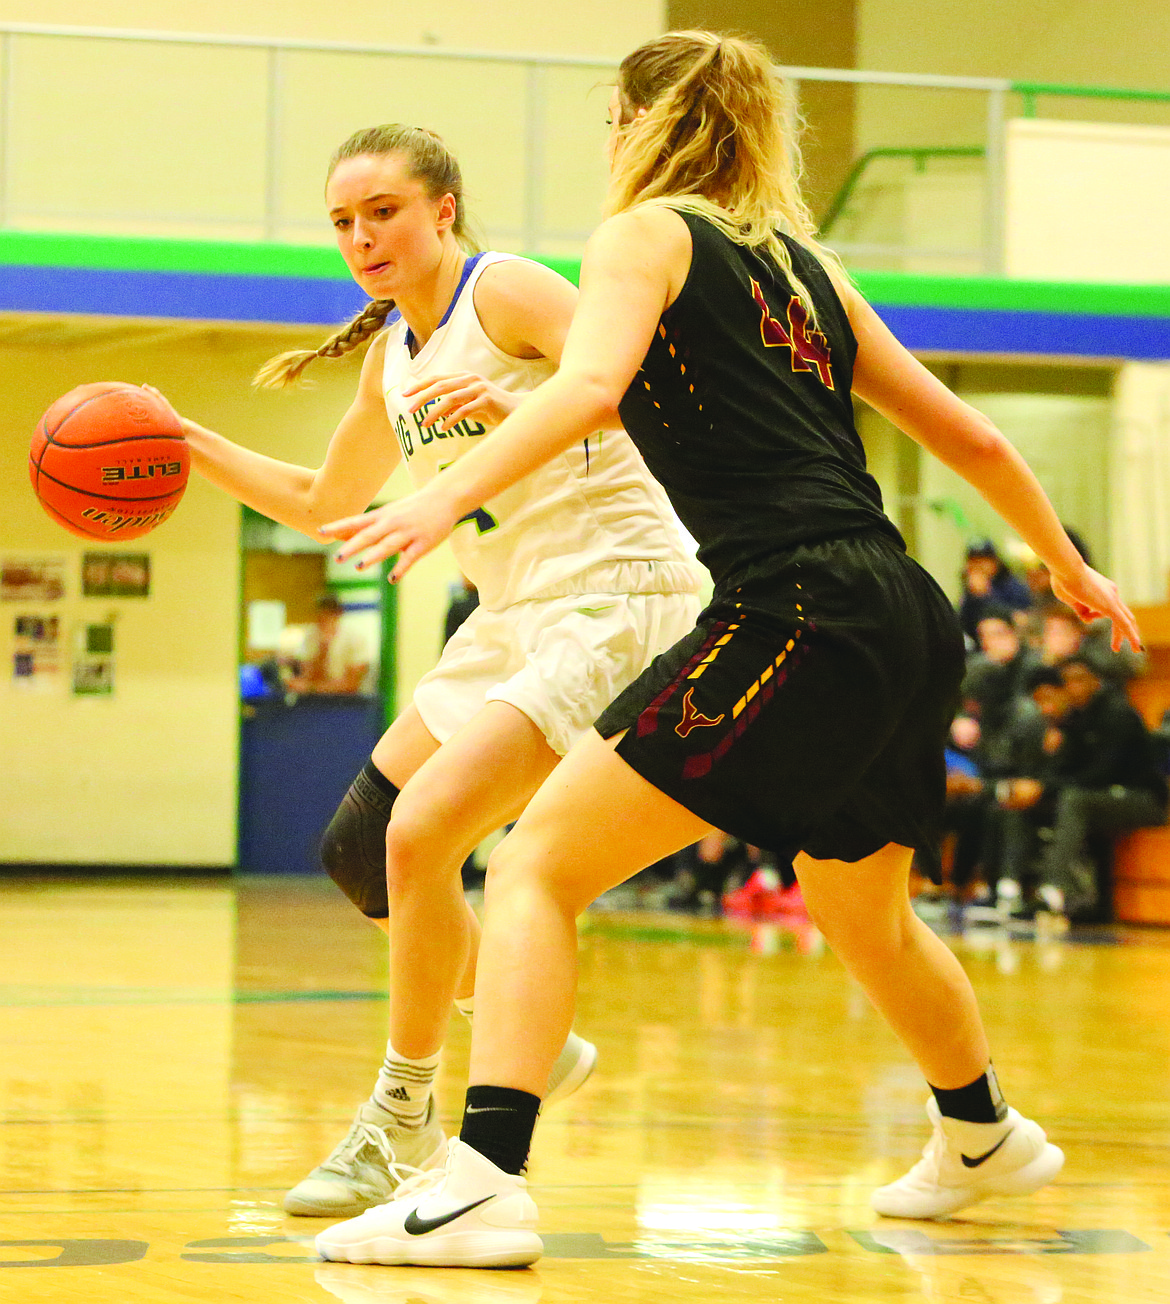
{"left": 930, "top": 1065, "right": 1008, "bottom": 1124}
{"left": 459, "top": 1085, "right": 541, "bottom": 1175}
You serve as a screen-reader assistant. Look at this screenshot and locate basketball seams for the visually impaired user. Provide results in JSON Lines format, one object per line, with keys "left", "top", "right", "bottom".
{"left": 39, "top": 496, "right": 88, "bottom": 537}
{"left": 44, "top": 386, "right": 130, "bottom": 441}
{"left": 33, "top": 462, "right": 186, "bottom": 506}
{"left": 43, "top": 432, "right": 186, "bottom": 451}
{"left": 31, "top": 382, "right": 189, "bottom": 540}
{"left": 44, "top": 386, "right": 183, "bottom": 448}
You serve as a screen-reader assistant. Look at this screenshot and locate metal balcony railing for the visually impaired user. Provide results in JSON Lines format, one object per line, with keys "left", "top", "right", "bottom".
{"left": 0, "top": 24, "right": 1163, "bottom": 274}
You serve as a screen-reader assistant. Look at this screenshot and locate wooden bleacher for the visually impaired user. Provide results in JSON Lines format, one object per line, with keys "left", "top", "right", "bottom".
{"left": 1115, "top": 602, "right": 1170, "bottom": 924}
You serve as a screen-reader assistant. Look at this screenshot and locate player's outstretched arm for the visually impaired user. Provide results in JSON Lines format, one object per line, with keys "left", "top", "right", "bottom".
{"left": 152, "top": 333, "right": 401, "bottom": 540}
{"left": 322, "top": 207, "right": 687, "bottom": 580}
{"left": 845, "top": 287, "right": 1141, "bottom": 651}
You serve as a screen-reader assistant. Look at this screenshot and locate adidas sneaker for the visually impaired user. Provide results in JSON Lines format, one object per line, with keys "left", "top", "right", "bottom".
{"left": 284, "top": 1096, "right": 447, "bottom": 1218}
{"left": 545, "top": 1030, "right": 597, "bottom": 1104}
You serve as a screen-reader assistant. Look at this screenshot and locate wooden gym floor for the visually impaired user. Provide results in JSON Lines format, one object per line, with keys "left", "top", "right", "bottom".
{"left": 2, "top": 873, "right": 1169, "bottom": 1303}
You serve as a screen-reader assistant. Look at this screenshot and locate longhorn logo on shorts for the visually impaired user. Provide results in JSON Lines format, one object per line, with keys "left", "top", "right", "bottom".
{"left": 750, "top": 278, "right": 835, "bottom": 389}
{"left": 675, "top": 687, "right": 725, "bottom": 738}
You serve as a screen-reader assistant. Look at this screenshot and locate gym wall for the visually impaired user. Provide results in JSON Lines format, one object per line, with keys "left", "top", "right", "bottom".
{"left": 0, "top": 1, "right": 664, "bottom": 867}
{"left": 0, "top": 1, "right": 1166, "bottom": 869}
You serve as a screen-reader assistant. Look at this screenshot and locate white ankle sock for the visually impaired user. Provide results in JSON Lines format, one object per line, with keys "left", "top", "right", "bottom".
{"left": 371, "top": 1042, "right": 439, "bottom": 1124}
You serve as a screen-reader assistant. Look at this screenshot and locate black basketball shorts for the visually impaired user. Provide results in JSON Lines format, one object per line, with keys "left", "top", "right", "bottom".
{"left": 594, "top": 531, "right": 966, "bottom": 877}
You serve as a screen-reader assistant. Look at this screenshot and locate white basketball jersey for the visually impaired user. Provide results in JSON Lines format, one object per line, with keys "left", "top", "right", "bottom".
{"left": 381, "top": 252, "right": 701, "bottom": 610}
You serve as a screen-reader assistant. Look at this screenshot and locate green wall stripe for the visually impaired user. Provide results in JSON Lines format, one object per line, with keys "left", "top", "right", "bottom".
{"left": 852, "top": 271, "right": 1170, "bottom": 319}
{"left": 0, "top": 228, "right": 1166, "bottom": 319}
{"left": 0, "top": 230, "right": 350, "bottom": 279}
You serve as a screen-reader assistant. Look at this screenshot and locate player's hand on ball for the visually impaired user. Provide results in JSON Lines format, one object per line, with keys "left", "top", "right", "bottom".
{"left": 140, "top": 385, "right": 193, "bottom": 435}
{"left": 322, "top": 484, "right": 463, "bottom": 582}
{"left": 402, "top": 372, "right": 520, "bottom": 432}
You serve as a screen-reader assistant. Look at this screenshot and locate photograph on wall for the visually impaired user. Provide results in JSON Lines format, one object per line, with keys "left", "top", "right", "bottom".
{"left": 82, "top": 552, "right": 151, "bottom": 598}
{"left": 12, "top": 613, "right": 62, "bottom": 689}
{"left": 1, "top": 557, "right": 66, "bottom": 602}
{"left": 72, "top": 621, "right": 116, "bottom": 697}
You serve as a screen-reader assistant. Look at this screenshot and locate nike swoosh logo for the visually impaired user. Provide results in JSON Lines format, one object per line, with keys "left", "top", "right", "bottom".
{"left": 961, "top": 1132, "right": 1011, "bottom": 1168}
{"left": 464, "top": 1105, "right": 512, "bottom": 1115}
{"left": 404, "top": 1195, "right": 496, "bottom": 1236}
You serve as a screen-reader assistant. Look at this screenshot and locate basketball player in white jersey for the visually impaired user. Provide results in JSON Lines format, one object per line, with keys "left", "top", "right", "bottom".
{"left": 157, "top": 124, "right": 702, "bottom": 1217}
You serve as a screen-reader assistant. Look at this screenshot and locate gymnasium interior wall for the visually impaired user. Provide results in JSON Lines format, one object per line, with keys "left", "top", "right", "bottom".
{"left": 0, "top": 323, "right": 463, "bottom": 865}
{"left": 1, "top": 2, "right": 1167, "bottom": 867}
{"left": 848, "top": 0, "right": 1170, "bottom": 267}
{"left": 0, "top": 0, "right": 666, "bottom": 57}
{"left": 666, "top": 0, "right": 859, "bottom": 221}
{"left": 0, "top": 1, "right": 664, "bottom": 866}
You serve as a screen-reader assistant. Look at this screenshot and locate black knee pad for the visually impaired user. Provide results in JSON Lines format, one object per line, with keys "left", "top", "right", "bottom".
{"left": 320, "top": 760, "right": 399, "bottom": 917}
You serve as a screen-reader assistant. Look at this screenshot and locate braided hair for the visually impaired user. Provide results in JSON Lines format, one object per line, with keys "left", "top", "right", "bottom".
{"left": 255, "top": 125, "right": 479, "bottom": 389}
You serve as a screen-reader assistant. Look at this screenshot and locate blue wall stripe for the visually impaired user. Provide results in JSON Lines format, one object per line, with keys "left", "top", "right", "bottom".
{"left": 0, "top": 263, "right": 1169, "bottom": 360}
{"left": 0, "top": 264, "right": 368, "bottom": 325}
{"left": 875, "top": 304, "right": 1170, "bottom": 361}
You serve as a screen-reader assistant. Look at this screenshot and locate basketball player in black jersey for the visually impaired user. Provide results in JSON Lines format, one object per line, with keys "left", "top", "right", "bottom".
{"left": 314, "top": 31, "right": 1141, "bottom": 1266}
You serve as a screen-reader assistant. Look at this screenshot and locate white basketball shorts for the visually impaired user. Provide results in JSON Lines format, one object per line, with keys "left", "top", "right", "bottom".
{"left": 412, "top": 561, "right": 702, "bottom": 757}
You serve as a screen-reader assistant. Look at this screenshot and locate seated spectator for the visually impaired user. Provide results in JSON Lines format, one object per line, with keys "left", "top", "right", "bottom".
{"left": 666, "top": 832, "right": 757, "bottom": 912}
{"left": 993, "top": 657, "right": 1168, "bottom": 920}
{"left": 941, "top": 608, "right": 1038, "bottom": 900}
{"left": 1039, "top": 601, "right": 1145, "bottom": 686}
{"left": 286, "top": 593, "right": 373, "bottom": 695}
{"left": 987, "top": 666, "right": 1069, "bottom": 914}
{"left": 1016, "top": 525, "right": 1092, "bottom": 650}
{"left": 958, "top": 539, "right": 1031, "bottom": 643}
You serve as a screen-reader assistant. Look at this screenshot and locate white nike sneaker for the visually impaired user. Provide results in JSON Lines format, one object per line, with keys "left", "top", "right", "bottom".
{"left": 545, "top": 1031, "right": 597, "bottom": 1105}
{"left": 316, "top": 1137, "right": 542, "bottom": 1267}
{"left": 284, "top": 1097, "right": 447, "bottom": 1217}
{"left": 871, "top": 1098, "right": 1064, "bottom": 1219}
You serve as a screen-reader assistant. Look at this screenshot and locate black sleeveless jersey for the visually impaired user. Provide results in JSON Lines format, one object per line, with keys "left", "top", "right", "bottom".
{"left": 616, "top": 209, "right": 904, "bottom": 590}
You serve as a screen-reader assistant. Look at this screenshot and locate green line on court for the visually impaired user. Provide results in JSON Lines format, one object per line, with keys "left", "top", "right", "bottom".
{"left": 0, "top": 986, "right": 385, "bottom": 1007}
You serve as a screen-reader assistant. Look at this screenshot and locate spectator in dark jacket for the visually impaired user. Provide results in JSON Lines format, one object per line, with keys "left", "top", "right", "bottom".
{"left": 988, "top": 666, "right": 1069, "bottom": 911}
{"left": 994, "top": 657, "right": 1167, "bottom": 918}
{"left": 943, "top": 608, "right": 1039, "bottom": 896}
{"left": 958, "top": 539, "right": 1032, "bottom": 643}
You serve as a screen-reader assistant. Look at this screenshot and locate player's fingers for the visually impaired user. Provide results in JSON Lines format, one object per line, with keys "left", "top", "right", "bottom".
{"left": 334, "top": 520, "right": 400, "bottom": 563}
{"left": 435, "top": 399, "right": 482, "bottom": 431}
{"left": 402, "top": 374, "right": 460, "bottom": 399}
{"left": 419, "top": 390, "right": 472, "bottom": 427}
{"left": 404, "top": 374, "right": 472, "bottom": 409}
{"left": 351, "top": 536, "right": 404, "bottom": 570}
{"left": 1111, "top": 605, "right": 1143, "bottom": 653}
{"left": 318, "top": 512, "right": 371, "bottom": 540}
{"left": 390, "top": 538, "right": 430, "bottom": 584}
{"left": 345, "top": 524, "right": 408, "bottom": 568}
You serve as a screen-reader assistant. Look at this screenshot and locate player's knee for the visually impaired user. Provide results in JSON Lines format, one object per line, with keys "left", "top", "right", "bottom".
{"left": 484, "top": 828, "right": 580, "bottom": 912}
{"left": 383, "top": 809, "right": 440, "bottom": 893}
{"left": 319, "top": 760, "right": 398, "bottom": 918}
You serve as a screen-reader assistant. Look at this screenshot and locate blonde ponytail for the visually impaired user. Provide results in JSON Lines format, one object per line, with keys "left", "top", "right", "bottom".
{"left": 609, "top": 31, "right": 849, "bottom": 322}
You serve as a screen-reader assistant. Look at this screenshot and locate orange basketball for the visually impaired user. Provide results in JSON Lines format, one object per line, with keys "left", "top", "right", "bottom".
{"left": 29, "top": 382, "right": 189, "bottom": 541}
